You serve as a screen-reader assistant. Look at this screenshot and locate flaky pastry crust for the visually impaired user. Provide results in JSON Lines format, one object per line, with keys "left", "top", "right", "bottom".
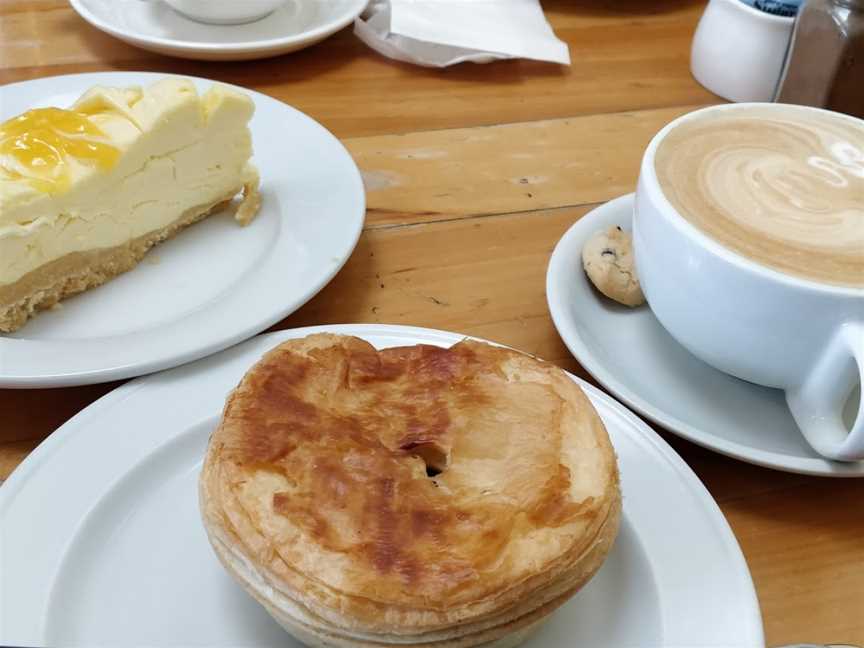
{"left": 200, "top": 334, "right": 620, "bottom": 647}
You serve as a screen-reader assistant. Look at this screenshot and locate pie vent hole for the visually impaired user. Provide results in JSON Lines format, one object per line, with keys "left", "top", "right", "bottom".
{"left": 402, "top": 441, "right": 449, "bottom": 479}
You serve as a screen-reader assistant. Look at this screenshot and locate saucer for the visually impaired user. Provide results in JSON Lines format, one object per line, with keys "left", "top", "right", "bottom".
{"left": 546, "top": 194, "right": 864, "bottom": 477}
{"left": 69, "top": 0, "right": 368, "bottom": 61}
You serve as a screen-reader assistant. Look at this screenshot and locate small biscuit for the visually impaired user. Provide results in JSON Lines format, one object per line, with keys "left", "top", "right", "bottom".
{"left": 582, "top": 225, "right": 645, "bottom": 307}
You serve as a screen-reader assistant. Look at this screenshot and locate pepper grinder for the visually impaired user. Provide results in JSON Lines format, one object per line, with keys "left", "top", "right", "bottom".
{"left": 774, "top": 0, "right": 864, "bottom": 118}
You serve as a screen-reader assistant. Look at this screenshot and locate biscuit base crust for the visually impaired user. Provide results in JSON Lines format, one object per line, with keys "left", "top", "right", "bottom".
{"left": 0, "top": 181, "right": 258, "bottom": 333}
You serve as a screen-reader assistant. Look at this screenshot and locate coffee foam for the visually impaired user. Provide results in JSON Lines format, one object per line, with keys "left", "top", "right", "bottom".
{"left": 655, "top": 106, "right": 864, "bottom": 288}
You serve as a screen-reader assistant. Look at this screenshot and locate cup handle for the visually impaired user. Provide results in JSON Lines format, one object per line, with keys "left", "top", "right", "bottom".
{"left": 786, "top": 322, "right": 864, "bottom": 462}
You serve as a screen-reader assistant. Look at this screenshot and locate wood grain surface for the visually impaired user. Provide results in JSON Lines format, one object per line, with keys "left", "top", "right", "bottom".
{"left": 1, "top": 0, "right": 863, "bottom": 645}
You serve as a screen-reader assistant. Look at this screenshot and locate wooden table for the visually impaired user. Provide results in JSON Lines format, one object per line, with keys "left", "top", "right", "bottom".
{"left": 2, "top": 1, "right": 863, "bottom": 644}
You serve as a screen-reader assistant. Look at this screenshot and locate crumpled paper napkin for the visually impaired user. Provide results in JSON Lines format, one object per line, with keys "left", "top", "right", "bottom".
{"left": 354, "top": 0, "right": 570, "bottom": 67}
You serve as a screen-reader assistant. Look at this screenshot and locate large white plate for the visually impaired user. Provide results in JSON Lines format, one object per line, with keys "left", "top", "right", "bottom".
{"left": 0, "top": 72, "right": 364, "bottom": 388}
{"left": 547, "top": 194, "right": 864, "bottom": 476}
{"left": 0, "top": 324, "right": 763, "bottom": 647}
{"left": 69, "top": 0, "right": 368, "bottom": 61}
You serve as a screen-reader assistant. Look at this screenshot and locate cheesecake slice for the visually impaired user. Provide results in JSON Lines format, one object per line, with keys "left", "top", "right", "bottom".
{"left": 0, "top": 77, "right": 261, "bottom": 333}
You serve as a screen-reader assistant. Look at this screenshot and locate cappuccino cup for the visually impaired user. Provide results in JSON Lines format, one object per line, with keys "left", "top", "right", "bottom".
{"left": 633, "top": 103, "right": 864, "bottom": 461}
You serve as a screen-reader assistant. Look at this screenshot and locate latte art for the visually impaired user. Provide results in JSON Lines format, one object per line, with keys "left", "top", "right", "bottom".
{"left": 655, "top": 107, "right": 864, "bottom": 287}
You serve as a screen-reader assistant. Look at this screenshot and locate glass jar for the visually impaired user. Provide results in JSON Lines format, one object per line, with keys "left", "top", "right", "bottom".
{"left": 774, "top": 0, "right": 864, "bottom": 118}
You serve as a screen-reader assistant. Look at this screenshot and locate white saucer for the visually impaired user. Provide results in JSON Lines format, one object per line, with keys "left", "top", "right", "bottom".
{"left": 0, "top": 73, "right": 364, "bottom": 388}
{"left": 547, "top": 194, "right": 864, "bottom": 477}
{"left": 69, "top": 0, "right": 368, "bottom": 61}
{"left": 0, "top": 324, "right": 762, "bottom": 647}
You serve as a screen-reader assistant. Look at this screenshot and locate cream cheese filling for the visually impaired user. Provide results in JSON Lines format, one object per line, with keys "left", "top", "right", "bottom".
{"left": 0, "top": 78, "right": 257, "bottom": 287}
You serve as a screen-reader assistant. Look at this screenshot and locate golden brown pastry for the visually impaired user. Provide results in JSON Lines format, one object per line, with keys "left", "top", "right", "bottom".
{"left": 200, "top": 334, "right": 620, "bottom": 647}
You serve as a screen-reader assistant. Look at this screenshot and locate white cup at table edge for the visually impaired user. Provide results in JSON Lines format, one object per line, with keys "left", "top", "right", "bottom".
{"left": 632, "top": 103, "right": 864, "bottom": 462}
{"left": 691, "top": 0, "right": 795, "bottom": 103}
{"left": 161, "top": 0, "right": 285, "bottom": 25}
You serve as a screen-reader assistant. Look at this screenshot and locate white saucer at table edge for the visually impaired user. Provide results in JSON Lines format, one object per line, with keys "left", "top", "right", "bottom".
{"left": 0, "top": 324, "right": 762, "bottom": 647}
{"left": 0, "top": 72, "right": 364, "bottom": 388}
{"left": 69, "top": 0, "right": 368, "bottom": 61}
{"left": 547, "top": 193, "right": 864, "bottom": 477}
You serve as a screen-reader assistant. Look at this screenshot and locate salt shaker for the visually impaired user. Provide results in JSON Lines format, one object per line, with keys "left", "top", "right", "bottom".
{"left": 774, "top": 0, "right": 864, "bottom": 118}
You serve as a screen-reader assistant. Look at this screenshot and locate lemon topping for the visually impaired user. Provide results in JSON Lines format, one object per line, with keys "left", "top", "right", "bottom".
{"left": 0, "top": 108, "right": 120, "bottom": 194}
{"left": 0, "top": 78, "right": 258, "bottom": 292}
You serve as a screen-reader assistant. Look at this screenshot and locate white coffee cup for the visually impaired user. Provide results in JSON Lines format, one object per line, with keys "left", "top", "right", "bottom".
{"left": 633, "top": 103, "right": 864, "bottom": 462}
{"left": 162, "top": 0, "right": 285, "bottom": 25}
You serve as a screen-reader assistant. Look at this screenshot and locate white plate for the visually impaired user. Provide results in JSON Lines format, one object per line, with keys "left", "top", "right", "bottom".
{"left": 0, "top": 324, "right": 763, "bottom": 647}
{"left": 69, "top": 0, "right": 368, "bottom": 61}
{"left": 0, "top": 73, "right": 364, "bottom": 388}
{"left": 547, "top": 194, "right": 864, "bottom": 477}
